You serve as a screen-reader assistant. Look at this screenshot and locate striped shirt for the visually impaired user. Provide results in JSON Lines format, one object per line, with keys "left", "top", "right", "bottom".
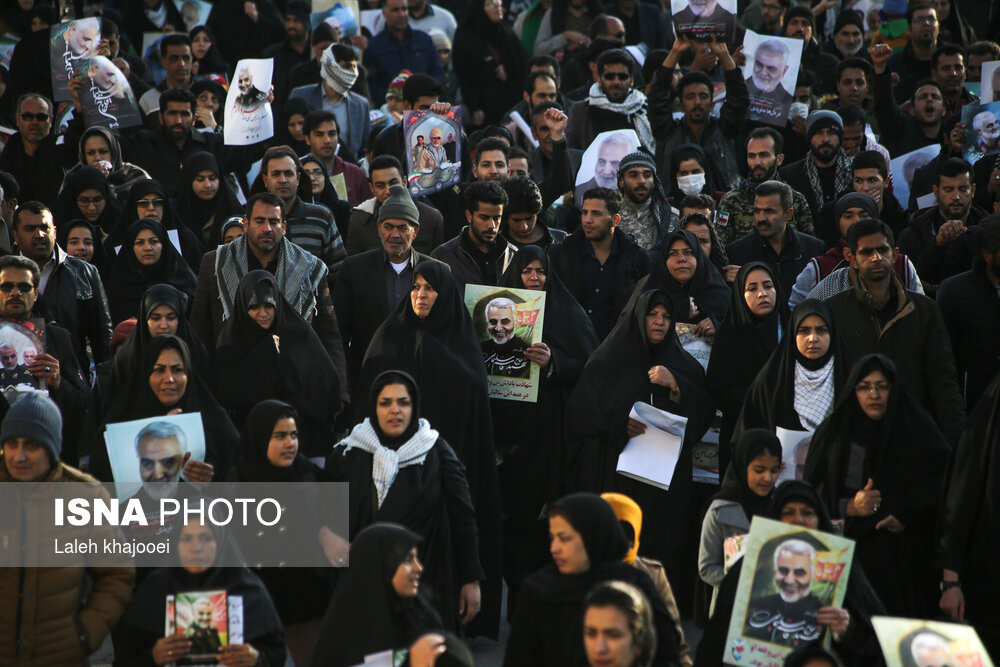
{"left": 285, "top": 197, "right": 347, "bottom": 277}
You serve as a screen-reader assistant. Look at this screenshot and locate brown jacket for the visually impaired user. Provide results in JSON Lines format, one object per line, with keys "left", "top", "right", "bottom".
{"left": 635, "top": 555, "right": 693, "bottom": 667}
{"left": 0, "top": 463, "right": 135, "bottom": 666}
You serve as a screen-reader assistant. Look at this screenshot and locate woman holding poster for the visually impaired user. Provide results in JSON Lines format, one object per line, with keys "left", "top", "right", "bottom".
{"left": 804, "top": 354, "right": 950, "bottom": 619}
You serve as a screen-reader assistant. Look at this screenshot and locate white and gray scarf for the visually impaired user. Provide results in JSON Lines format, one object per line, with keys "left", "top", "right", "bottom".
{"left": 321, "top": 48, "right": 359, "bottom": 96}
{"left": 337, "top": 418, "right": 439, "bottom": 507}
{"left": 793, "top": 358, "right": 836, "bottom": 430}
{"left": 587, "top": 83, "right": 654, "bottom": 153}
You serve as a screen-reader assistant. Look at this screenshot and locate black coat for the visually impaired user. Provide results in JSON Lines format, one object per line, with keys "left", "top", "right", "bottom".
{"left": 726, "top": 227, "right": 828, "bottom": 301}
{"left": 431, "top": 227, "right": 518, "bottom": 292}
{"left": 0, "top": 133, "right": 65, "bottom": 207}
{"left": 38, "top": 246, "right": 113, "bottom": 368}
{"left": 451, "top": 8, "right": 527, "bottom": 125}
{"left": 31, "top": 317, "right": 89, "bottom": 463}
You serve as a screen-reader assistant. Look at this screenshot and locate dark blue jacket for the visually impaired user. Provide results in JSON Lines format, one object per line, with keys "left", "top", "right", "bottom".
{"left": 363, "top": 27, "right": 444, "bottom": 102}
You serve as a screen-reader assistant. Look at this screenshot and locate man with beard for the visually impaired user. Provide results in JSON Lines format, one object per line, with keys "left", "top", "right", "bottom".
{"left": 967, "top": 110, "right": 1000, "bottom": 164}
{"left": 672, "top": 0, "right": 736, "bottom": 42}
{"left": 874, "top": 42, "right": 946, "bottom": 157}
{"left": 746, "top": 39, "right": 794, "bottom": 125}
{"left": 480, "top": 297, "right": 530, "bottom": 378}
{"left": 566, "top": 49, "right": 653, "bottom": 156}
{"left": 263, "top": 2, "right": 314, "bottom": 106}
{"left": 779, "top": 110, "right": 853, "bottom": 221}
{"left": 886, "top": 5, "right": 940, "bottom": 103}
{"left": 898, "top": 44, "right": 978, "bottom": 119}
{"left": 574, "top": 131, "right": 631, "bottom": 209}
{"left": 744, "top": 539, "right": 823, "bottom": 646}
{"left": 430, "top": 136, "right": 512, "bottom": 239}
{"left": 900, "top": 158, "right": 989, "bottom": 293}
{"left": 782, "top": 7, "right": 838, "bottom": 95}
{"left": 717, "top": 127, "right": 814, "bottom": 245}
{"left": 615, "top": 151, "right": 676, "bottom": 250}
{"left": 185, "top": 597, "right": 223, "bottom": 654}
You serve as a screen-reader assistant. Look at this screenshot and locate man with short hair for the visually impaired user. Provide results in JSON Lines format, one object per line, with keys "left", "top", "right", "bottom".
{"left": 874, "top": 44, "right": 947, "bottom": 156}
{"left": 725, "top": 180, "right": 826, "bottom": 296}
{"left": 886, "top": 5, "right": 940, "bottom": 103}
{"left": 500, "top": 177, "right": 567, "bottom": 249}
{"left": 432, "top": 136, "right": 514, "bottom": 240}
{"left": 301, "top": 109, "right": 369, "bottom": 205}
{"left": 346, "top": 154, "right": 445, "bottom": 255}
{"left": 0, "top": 343, "right": 31, "bottom": 387}
{"left": 364, "top": 0, "right": 444, "bottom": 103}
{"left": 289, "top": 45, "right": 371, "bottom": 159}
{"left": 190, "top": 193, "right": 347, "bottom": 403}
{"left": 262, "top": 1, "right": 313, "bottom": 105}
{"left": 528, "top": 104, "right": 581, "bottom": 206}
{"left": 481, "top": 297, "right": 531, "bottom": 378}
{"left": 822, "top": 58, "right": 878, "bottom": 132}
{"left": 826, "top": 218, "right": 965, "bottom": 445}
{"left": 336, "top": 185, "right": 446, "bottom": 394}
{"left": 966, "top": 41, "right": 1000, "bottom": 83}
{"left": 812, "top": 149, "right": 904, "bottom": 244}
{"left": 0, "top": 94, "right": 64, "bottom": 206}
{"left": 757, "top": 0, "right": 788, "bottom": 35}
{"left": 745, "top": 39, "right": 794, "bottom": 123}
{"left": 615, "top": 151, "right": 676, "bottom": 250}
{"left": 137, "top": 33, "right": 194, "bottom": 120}
{"left": 779, "top": 110, "right": 854, "bottom": 221}
{"left": 548, "top": 187, "right": 651, "bottom": 339}
{"left": 431, "top": 182, "right": 517, "bottom": 290}
{"left": 716, "top": 127, "right": 815, "bottom": 245}
{"left": 507, "top": 147, "right": 532, "bottom": 180}
{"left": 505, "top": 70, "right": 560, "bottom": 150}
{"left": 260, "top": 146, "right": 346, "bottom": 279}
{"left": 566, "top": 49, "right": 653, "bottom": 153}
{"left": 967, "top": 110, "right": 1000, "bottom": 164}
{"left": 573, "top": 131, "right": 630, "bottom": 209}
{"left": 782, "top": 6, "right": 839, "bottom": 94}
{"left": 10, "top": 202, "right": 111, "bottom": 368}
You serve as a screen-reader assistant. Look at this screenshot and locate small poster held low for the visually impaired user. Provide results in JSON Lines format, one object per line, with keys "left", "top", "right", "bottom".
{"left": 169, "top": 590, "right": 229, "bottom": 663}
{"left": 671, "top": 0, "right": 737, "bottom": 43}
{"left": 464, "top": 284, "right": 545, "bottom": 403}
{"left": 404, "top": 108, "right": 462, "bottom": 197}
{"left": 225, "top": 59, "right": 274, "bottom": 146}
{"left": 0, "top": 319, "right": 47, "bottom": 405}
{"left": 741, "top": 31, "right": 803, "bottom": 127}
{"left": 872, "top": 617, "right": 995, "bottom": 667}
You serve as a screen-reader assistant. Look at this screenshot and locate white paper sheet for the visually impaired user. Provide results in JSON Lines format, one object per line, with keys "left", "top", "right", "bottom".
{"left": 616, "top": 402, "right": 688, "bottom": 490}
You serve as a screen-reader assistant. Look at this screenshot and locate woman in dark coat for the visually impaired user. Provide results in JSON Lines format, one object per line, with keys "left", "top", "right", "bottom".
{"left": 452, "top": 0, "right": 528, "bottom": 127}
{"left": 503, "top": 493, "right": 681, "bottom": 667}
{"left": 358, "top": 260, "right": 503, "bottom": 638}
{"left": 494, "top": 245, "right": 599, "bottom": 606}
{"left": 113, "top": 520, "right": 287, "bottom": 667}
{"left": 300, "top": 155, "right": 352, "bottom": 240}
{"left": 566, "top": 289, "right": 714, "bottom": 607}
{"left": 64, "top": 126, "right": 150, "bottom": 201}
{"left": 171, "top": 151, "right": 242, "bottom": 248}
{"left": 56, "top": 218, "right": 111, "bottom": 279}
{"left": 695, "top": 480, "right": 885, "bottom": 666}
{"left": 51, "top": 165, "right": 123, "bottom": 240}
{"left": 804, "top": 354, "right": 950, "bottom": 619}
{"left": 707, "top": 261, "right": 786, "bottom": 471}
{"left": 326, "top": 371, "right": 484, "bottom": 634}
{"left": 107, "top": 178, "right": 205, "bottom": 272}
{"left": 310, "top": 523, "right": 444, "bottom": 667}
{"left": 190, "top": 26, "right": 231, "bottom": 79}
{"left": 105, "top": 219, "right": 198, "bottom": 325}
{"left": 214, "top": 271, "right": 341, "bottom": 457}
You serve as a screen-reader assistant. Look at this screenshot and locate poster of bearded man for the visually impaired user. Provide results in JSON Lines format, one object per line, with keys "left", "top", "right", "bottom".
{"left": 741, "top": 31, "right": 803, "bottom": 127}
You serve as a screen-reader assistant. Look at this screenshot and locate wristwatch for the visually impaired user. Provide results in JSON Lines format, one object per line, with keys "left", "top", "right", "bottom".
{"left": 940, "top": 580, "right": 961, "bottom": 592}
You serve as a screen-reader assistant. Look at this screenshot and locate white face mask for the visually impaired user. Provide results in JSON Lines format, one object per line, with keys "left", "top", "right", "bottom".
{"left": 789, "top": 102, "right": 810, "bottom": 120}
{"left": 676, "top": 172, "right": 706, "bottom": 195}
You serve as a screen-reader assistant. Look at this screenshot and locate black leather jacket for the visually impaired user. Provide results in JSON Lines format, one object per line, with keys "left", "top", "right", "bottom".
{"left": 38, "top": 246, "right": 112, "bottom": 369}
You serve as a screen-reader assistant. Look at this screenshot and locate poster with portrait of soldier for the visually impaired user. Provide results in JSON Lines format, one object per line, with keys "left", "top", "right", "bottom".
{"left": 889, "top": 144, "right": 940, "bottom": 210}
{"left": 404, "top": 108, "right": 462, "bottom": 197}
{"left": 173, "top": 0, "right": 213, "bottom": 32}
{"left": 872, "top": 617, "right": 995, "bottom": 667}
{"left": 464, "top": 284, "right": 546, "bottom": 403}
{"left": 980, "top": 60, "right": 1000, "bottom": 104}
{"left": 170, "top": 590, "right": 229, "bottom": 662}
{"left": 0, "top": 319, "right": 47, "bottom": 405}
{"left": 741, "top": 30, "right": 803, "bottom": 127}
{"left": 724, "top": 517, "right": 855, "bottom": 667}
{"left": 104, "top": 413, "right": 207, "bottom": 500}
{"left": 50, "top": 18, "right": 100, "bottom": 102}
{"left": 78, "top": 56, "right": 142, "bottom": 131}
{"left": 574, "top": 129, "right": 641, "bottom": 209}
{"left": 224, "top": 58, "right": 274, "bottom": 145}
{"left": 961, "top": 100, "right": 1000, "bottom": 165}
{"left": 310, "top": 3, "right": 360, "bottom": 40}
{"left": 671, "top": 0, "right": 737, "bottom": 42}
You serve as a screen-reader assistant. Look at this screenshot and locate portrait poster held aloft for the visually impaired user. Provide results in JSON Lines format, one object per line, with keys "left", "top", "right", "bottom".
{"left": 80, "top": 56, "right": 143, "bottom": 131}
{"left": 50, "top": 18, "right": 100, "bottom": 102}
{"left": 104, "top": 412, "right": 208, "bottom": 500}
{"left": 889, "top": 144, "right": 940, "bottom": 210}
{"left": 573, "top": 129, "right": 641, "bottom": 209}
{"left": 671, "top": 0, "right": 737, "bottom": 43}
{"left": 310, "top": 2, "right": 360, "bottom": 40}
{"left": 404, "top": 108, "right": 462, "bottom": 196}
{"left": 0, "top": 319, "right": 47, "bottom": 405}
{"left": 224, "top": 59, "right": 274, "bottom": 146}
{"left": 464, "top": 284, "right": 546, "bottom": 402}
{"left": 960, "top": 100, "right": 1000, "bottom": 165}
{"left": 724, "top": 516, "right": 855, "bottom": 666}
{"left": 980, "top": 60, "right": 1000, "bottom": 104}
{"left": 174, "top": 0, "right": 214, "bottom": 31}
{"left": 740, "top": 31, "right": 803, "bottom": 128}
{"left": 871, "top": 617, "right": 995, "bottom": 667}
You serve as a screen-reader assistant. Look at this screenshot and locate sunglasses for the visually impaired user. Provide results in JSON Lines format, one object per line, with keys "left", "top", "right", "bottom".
{"left": 137, "top": 198, "right": 166, "bottom": 208}
{"left": 20, "top": 112, "right": 50, "bottom": 122}
{"left": 0, "top": 282, "right": 34, "bottom": 293}
{"left": 602, "top": 72, "right": 631, "bottom": 81}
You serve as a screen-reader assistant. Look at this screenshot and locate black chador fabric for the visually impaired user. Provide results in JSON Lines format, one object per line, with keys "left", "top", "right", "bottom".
{"left": 494, "top": 246, "right": 599, "bottom": 600}
{"left": 326, "top": 371, "right": 484, "bottom": 633}
{"left": 110, "top": 283, "right": 210, "bottom": 400}
{"left": 712, "top": 428, "right": 781, "bottom": 519}
{"left": 696, "top": 481, "right": 886, "bottom": 666}
{"left": 502, "top": 493, "right": 681, "bottom": 667}
{"left": 310, "top": 524, "right": 443, "bottom": 667}
{"left": 51, "top": 165, "right": 123, "bottom": 239}
{"left": 89, "top": 335, "right": 238, "bottom": 483}
{"left": 733, "top": 299, "right": 847, "bottom": 440}
{"left": 55, "top": 217, "right": 111, "bottom": 279}
{"left": 171, "top": 151, "right": 242, "bottom": 249}
{"left": 804, "top": 354, "right": 949, "bottom": 618}
{"left": 707, "top": 261, "right": 786, "bottom": 471}
{"left": 106, "top": 178, "right": 205, "bottom": 272}
{"left": 565, "top": 290, "right": 714, "bottom": 592}
{"left": 230, "top": 399, "right": 323, "bottom": 483}
{"left": 358, "top": 260, "right": 503, "bottom": 638}
{"left": 214, "top": 271, "right": 341, "bottom": 454}
{"left": 937, "top": 371, "right": 1000, "bottom": 657}
{"left": 628, "top": 228, "right": 730, "bottom": 327}
{"left": 105, "top": 218, "right": 198, "bottom": 325}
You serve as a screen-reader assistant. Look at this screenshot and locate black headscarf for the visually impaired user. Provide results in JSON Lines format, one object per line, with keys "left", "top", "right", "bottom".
{"left": 171, "top": 151, "right": 241, "bottom": 247}
{"left": 638, "top": 228, "right": 730, "bottom": 327}
{"left": 734, "top": 299, "right": 848, "bottom": 439}
{"left": 189, "top": 25, "right": 231, "bottom": 77}
{"left": 714, "top": 428, "right": 782, "bottom": 519}
{"left": 52, "top": 165, "right": 123, "bottom": 237}
{"left": 214, "top": 271, "right": 341, "bottom": 456}
{"left": 233, "top": 399, "right": 322, "bottom": 482}
{"left": 667, "top": 143, "right": 716, "bottom": 200}
{"left": 368, "top": 370, "right": 422, "bottom": 446}
{"left": 106, "top": 178, "right": 205, "bottom": 271}
{"left": 190, "top": 76, "right": 228, "bottom": 128}
{"left": 278, "top": 97, "right": 313, "bottom": 156}
{"left": 105, "top": 218, "right": 198, "bottom": 325}
{"left": 310, "top": 523, "right": 442, "bottom": 667}
{"left": 55, "top": 217, "right": 111, "bottom": 278}
{"left": 548, "top": 0, "right": 603, "bottom": 34}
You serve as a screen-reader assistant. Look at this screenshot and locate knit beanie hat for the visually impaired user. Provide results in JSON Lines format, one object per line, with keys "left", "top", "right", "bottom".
{"left": 806, "top": 110, "right": 844, "bottom": 140}
{"left": 617, "top": 151, "right": 658, "bottom": 180}
{"left": 378, "top": 185, "right": 420, "bottom": 226}
{"left": 834, "top": 192, "right": 879, "bottom": 223}
{"left": 833, "top": 10, "right": 864, "bottom": 35}
{"left": 285, "top": 0, "right": 311, "bottom": 28}
{"left": 321, "top": 45, "right": 360, "bottom": 96}
{"left": 386, "top": 70, "right": 412, "bottom": 101}
{"left": 785, "top": 6, "right": 815, "bottom": 32}
{"left": 110, "top": 318, "right": 137, "bottom": 356}
{"left": 1, "top": 393, "right": 62, "bottom": 465}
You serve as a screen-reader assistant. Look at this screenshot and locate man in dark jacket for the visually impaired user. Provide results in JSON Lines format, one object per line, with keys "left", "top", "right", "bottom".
{"left": 363, "top": 0, "right": 444, "bottom": 102}
{"left": 783, "top": 6, "right": 839, "bottom": 95}
{"left": 10, "top": 202, "right": 111, "bottom": 368}
{"left": 500, "top": 177, "right": 568, "bottom": 249}
{"left": 432, "top": 182, "right": 517, "bottom": 291}
{"left": 529, "top": 102, "right": 583, "bottom": 206}
{"left": 871, "top": 43, "right": 946, "bottom": 157}
{"left": 335, "top": 185, "right": 447, "bottom": 395}
{"left": 825, "top": 218, "right": 965, "bottom": 446}
{"left": 725, "top": 180, "right": 827, "bottom": 297}
{"left": 0, "top": 94, "right": 65, "bottom": 207}
{"left": 565, "top": 49, "right": 652, "bottom": 153}
{"left": 548, "top": 187, "right": 650, "bottom": 339}
{"left": 935, "top": 217, "right": 1000, "bottom": 410}
{"left": 603, "top": 0, "right": 672, "bottom": 50}
{"left": 261, "top": 1, "right": 312, "bottom": 112}
{"left": 779, "top": 110, "right": 854, "bottom": 221}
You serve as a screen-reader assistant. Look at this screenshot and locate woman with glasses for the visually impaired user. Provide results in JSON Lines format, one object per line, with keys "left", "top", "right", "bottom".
{"left": 804, "top": 353, "right": 949, "bottom": 618}
{"left": 300, "top": 155, "right": 352, "bottom": 239}
{"left": 52, "top": 165, "right": 122, "bottom": 243}
{"left": 107, "top": 178, "right": 205, "bottom": 272}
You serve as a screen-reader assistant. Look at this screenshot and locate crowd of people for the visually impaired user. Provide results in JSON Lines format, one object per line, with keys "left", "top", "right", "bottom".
{"left": 0, "top": 0, "right": 998, "bottom": 665}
